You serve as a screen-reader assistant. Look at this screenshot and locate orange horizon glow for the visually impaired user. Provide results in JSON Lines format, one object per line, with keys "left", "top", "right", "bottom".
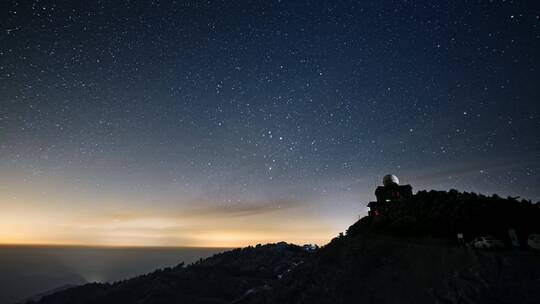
{"left": 0, "top": 206, "right": 340, "bottom": 248}
{"left": 0, "top": 219, "right": 338, "bottom": 248}
{"left": 0, "top": 186, "right": 350, "bottom": 248}
{"left": 0, "top": 221, "right": 338, "bottom": 248}
{"left": 0, "top": 168, "right": 365, "bottom": 248}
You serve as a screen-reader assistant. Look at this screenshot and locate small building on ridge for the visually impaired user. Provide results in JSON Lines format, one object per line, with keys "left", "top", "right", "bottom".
{"left": 368, "top": 174, "right": 412, "bottom": 216}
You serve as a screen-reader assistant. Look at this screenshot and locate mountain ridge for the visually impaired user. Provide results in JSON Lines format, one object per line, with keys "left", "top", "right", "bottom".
{"left": 28, "top": 188, "right": 540, "bottom": 304}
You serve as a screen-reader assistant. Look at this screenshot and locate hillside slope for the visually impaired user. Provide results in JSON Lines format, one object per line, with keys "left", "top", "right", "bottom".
{"left": 239, "top": 190, "right": 540, "bottom": 304}
{"left": 239, "top": 235, "right": 540, "bottom": 304}
{"left": 30, "top": 189, "right": 540, "bottom": 304}
{"left": 29, "top": 243, "right": 309, "bottom": 304}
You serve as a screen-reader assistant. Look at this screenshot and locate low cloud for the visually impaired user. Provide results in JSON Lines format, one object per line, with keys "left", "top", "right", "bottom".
{"left": 180, "top": 199, "right": 300, "bottom": 218}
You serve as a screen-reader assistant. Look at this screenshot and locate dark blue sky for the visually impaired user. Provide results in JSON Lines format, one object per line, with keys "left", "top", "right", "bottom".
{"left": 1, "top": 1, "right": 539, "bottom": 246}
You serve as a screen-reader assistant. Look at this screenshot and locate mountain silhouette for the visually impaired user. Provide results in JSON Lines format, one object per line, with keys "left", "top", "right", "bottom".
{"left": 27, "top": 242, "right": 309, "bottom": 304}
{"left": 240, "top": 190, "right": 540, "bottom": 304}
{"left": 28, "top": 189, "right": 540, "bottom": 304}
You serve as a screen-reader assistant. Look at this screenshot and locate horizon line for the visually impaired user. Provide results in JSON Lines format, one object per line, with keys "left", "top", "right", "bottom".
{"left": 0, "top": 242, "right": 235, "bottom": 249}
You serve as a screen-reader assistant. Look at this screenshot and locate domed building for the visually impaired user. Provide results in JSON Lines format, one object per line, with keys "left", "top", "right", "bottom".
{"left": 368, "top": 175, "right": 413, "bottom": 216}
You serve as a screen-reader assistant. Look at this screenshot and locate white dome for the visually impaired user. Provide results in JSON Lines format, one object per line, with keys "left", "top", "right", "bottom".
{"left": 382, "top": 174, "right": 399, "bottom": 186}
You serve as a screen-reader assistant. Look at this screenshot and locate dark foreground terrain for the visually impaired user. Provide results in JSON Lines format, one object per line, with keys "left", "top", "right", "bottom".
{"left": 240, "top": 236, "right": 540, "bottom": 304}
{"left": 29, "top": 190, "right": 540, "bottom": 304}
{"left": 26, "top": 242, "right": 308, "bottom": 304}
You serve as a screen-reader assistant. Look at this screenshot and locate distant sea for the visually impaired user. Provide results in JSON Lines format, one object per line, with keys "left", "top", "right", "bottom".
{"left": 0, "top": 245, "right": 227, "bottom": 304}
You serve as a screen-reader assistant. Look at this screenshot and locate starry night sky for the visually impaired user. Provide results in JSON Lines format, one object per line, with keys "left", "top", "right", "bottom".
{"left": 1, "top": 1, "right": 539, "bottom": 246}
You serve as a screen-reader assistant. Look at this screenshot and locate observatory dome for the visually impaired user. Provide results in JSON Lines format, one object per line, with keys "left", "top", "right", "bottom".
{"left": 382, "top": 174, "right": 399, "bottom": 186}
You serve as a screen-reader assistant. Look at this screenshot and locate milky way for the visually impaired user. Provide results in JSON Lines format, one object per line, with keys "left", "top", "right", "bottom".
{"left": 1, "top": 1, "right": 539, "bottom": 246}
